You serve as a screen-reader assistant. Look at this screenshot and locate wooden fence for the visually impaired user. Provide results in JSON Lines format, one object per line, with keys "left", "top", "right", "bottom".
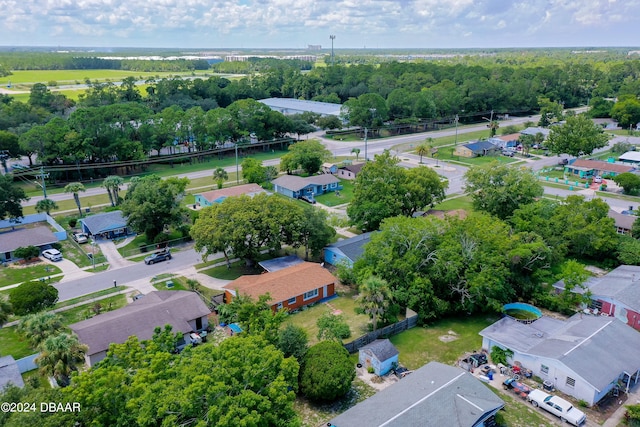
{"left": 343, "top": 308, "right": 418, "bottom": 354}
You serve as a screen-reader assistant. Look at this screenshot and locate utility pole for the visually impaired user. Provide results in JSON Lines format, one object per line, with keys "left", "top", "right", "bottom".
{"left": 235, "top": 144, "right": 239, "bottom": 184}
{"left": 364, "top": 127, "right": 368, "bottom": 162}
{"left": 35, "top": 166, "right": 49, "bottom": 199}
{"left": 454, "top": 114, "right": 459, "bottom": 146}
{"left": 329, "top": 35, "right": 336, "bottom": 66}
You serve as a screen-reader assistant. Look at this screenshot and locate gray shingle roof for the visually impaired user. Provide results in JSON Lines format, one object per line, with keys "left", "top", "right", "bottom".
{"left": 80, "top": 211, "right": 127, "bottom": 235}
{"left": 609, "top": 210, "right": 636, "bottom": 231}
{"left": 272, "top": 174, "right": 339, "bottom": 192}
{"left": 0, "top": 226, "right": 58, "bottom": 253}
{"left": 258, "top": 255, "right": 304, "bottom": 272}
{"left": 69, "top": 291, "right": 210, "bottom": 356}
{"left": 480, "top": 314, "right": 640, "bottom": 392}
{"left": 329, "top": 361, "right": 504, "bottom": 427}
{"left": 0, "top": 356, "right": 25, "bottom": 389}
{"left": 326, "top": 232, "right": 373, "bottom": 264}
{"left": 258, "top": 98, "right": 342, "bottom": 116}
{"left": 339, "top": 163, "right": 365, "bottom": 174}
{"left": 359, "top": 339, "right": 398, "bottom": 362}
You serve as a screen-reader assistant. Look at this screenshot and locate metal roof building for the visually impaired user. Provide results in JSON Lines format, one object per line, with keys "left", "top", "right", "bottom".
{"left": 258, "top": 98, "right": 342, "bottom": 116}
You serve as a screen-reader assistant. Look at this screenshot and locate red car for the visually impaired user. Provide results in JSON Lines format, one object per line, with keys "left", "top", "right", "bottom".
{"left": 503, "top": 378, "right": 531, "bottom": 399}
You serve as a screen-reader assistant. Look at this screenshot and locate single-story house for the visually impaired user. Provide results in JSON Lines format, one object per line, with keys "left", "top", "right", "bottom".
{"left": 619, "top": 151, "right": 640, "bottom": 165}
{"left": 328, "top": 361, "right": 505, "bottom": 427}
{"left": 453, "top": 141, "right": 499, "bottom": 158}
{"left": 70, "top": 291, "right": 211, "bottom": 367}
{"left": 324, "top": 232, "right": 373, "bottom": 267}
{"left": 322, "top": 163, "right": 338, "bottom": 174}
{"left": 79, "top": 210, "right": 130, "bottom": 239}
{"left": 358, "top": 339, "right": 399, "bottom": 376}
{"left": 337, "top": 162, "right": 365, "bottom": 180}
{"left": 272, "top": 174, "right": 341, "bottom": 200}
{"left": 194, "top": 183, "right": 266, "bottom": 208}
{"left": 608, "top": 210, "right": 636, "bottom": 235}
{"left": 554, "top": 264, "right": 640, "bottom": 331}
{"left": 520, "top": 127, "right": 551, "bottom": 138}
{"left": 258, "top": 255, "right": 304, "bottom": 272}
{"left": 0, "top": 226, "right": 58, "bottom": 262}
{"left": 223, "top": 262, "right": 337, "bottom": 312}
{"left": 258, "top": 98, "right": 342, "bottom": 117}
{"left": 488, "top": 133, "right": 520, "bottom": 149}
{"left": 564, "top": 159, "right": 634, "bottom": 179}
{"left": 0, "top": 355, "right": 25, "bottom": 389}
{"left": 480, "top": 314, "right": 640, "bottom": 406}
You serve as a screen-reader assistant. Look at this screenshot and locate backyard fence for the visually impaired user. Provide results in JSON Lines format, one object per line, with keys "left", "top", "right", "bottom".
{"left": 343, "top": 308, "right": 418, "bottom": 354}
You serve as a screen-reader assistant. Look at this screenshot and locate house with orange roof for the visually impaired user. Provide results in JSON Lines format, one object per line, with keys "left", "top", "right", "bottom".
{"left": 222, "top": 262, "right": 337, "bottom": 311}
{"left": 194, "top": 183, "right": 267, "bottom": 208}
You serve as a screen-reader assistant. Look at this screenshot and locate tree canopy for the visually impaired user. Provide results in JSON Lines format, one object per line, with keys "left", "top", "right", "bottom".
{"left": 9, "top": 281, "right": 58, "bottom": 315}
{"left": 121, "top": 175, "right": 189, "bottom": 240}
{"left": 299, "top": 340, "right": 355, "bottom": 402}
{"left": 0, "top": 173, "right": 29, "bottom": 220}
{"left": 546, "top": 114, "right": 610, "bottom": 157}
{"left": 347, "top": 151, "right": 447, "bottom": 230}
{"left": 280, "top": 139, "right": 331, "bottom": 175}
{"left": 464, "top": 162, "right": 544, "bottom": 220}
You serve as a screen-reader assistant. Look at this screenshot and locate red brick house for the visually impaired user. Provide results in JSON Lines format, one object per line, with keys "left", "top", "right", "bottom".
{"left": 223, "top": 262, "right": 337, "bottom": 311}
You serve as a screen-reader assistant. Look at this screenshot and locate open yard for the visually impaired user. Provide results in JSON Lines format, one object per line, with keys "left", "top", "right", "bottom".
{"left": 0, "top": 262, "right": 62, "bottom": 288}
{"left": 433, "top": 195, "right": 474, "bottom": 212}
{"left": 285, "top": 291, "right": 371, "bottom": 346}
{"left": 390, "top": 315, "right": 499, "bottom": 369}
{"left": 314, "top": 179, "right": 354, "bottom": 207}
{"left": 57, "top": 294, "right": 128, "bottom": 325}
{"left": 0, "top": 326, "right": 36, "bottom": 359}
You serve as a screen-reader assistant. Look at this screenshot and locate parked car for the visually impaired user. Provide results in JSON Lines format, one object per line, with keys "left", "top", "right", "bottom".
{"left": 73, "top": 232, "right": 89, "bottom": 244}
{"left": 502, "top": 150, "right": 514, "bottom": 157}
{"left": 144, "top": 249, "right": 172, "bottom": 265}
{"left": 593, "top": 176, "right": 603, "bottom": 184}
{"left": 558, "top": 158, "right": 569, "bottom": 166}
{"left": 300, "top": 195, "right": 316, "bottom": 204}
{"left": 42, "top": 248, "right": 63, "bottom": 262}
{"left": 527, "top": 389, "right": 586, "bottom": 426}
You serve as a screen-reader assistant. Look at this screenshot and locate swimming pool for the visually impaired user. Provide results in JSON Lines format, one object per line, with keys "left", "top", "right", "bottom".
{"left": 503, "top": 303, "right": 542, "bottom": 323}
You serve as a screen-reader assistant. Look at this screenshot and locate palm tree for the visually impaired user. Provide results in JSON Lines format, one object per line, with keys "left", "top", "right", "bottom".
{"left": 416, "top": 143, "right": 430, "bottom": 164}
{"left": 64, "top": 182, "right": 86, "bottom": 217}
{"left": 34, "top": 198, "right": 59, "bottom": 216}
{"left": 264, "top": 165, "right": 278, "bottom": 183}
{"left": 213, "top": 167, "right": 228, "bottom": 189}
{"left": 102, "top": 175, "right": 124, "bottom": 207}
{"left": 488, "top": 120, "right": 500, "bottom": 137}
{"left": 36, "top": 333, "right": 88, "bottom": 387}
{"left": 0, "top": 296, "right": 12, "bottom": 327}
{"left": 356, "top": 276, "right": 393, "bottom": 332}
{"left": 17, "top": 312, "right": 64, "bottom": 347}
{"left": 351, "top": 148, "right": 361, "bottom": 160}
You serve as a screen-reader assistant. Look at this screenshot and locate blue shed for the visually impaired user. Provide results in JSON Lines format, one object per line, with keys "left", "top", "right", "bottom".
{"left": 359, "top": 339, "right": 399, "bottom": 376}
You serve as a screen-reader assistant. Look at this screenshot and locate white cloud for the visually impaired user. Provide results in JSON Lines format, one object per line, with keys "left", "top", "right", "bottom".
{"left": 0, "top": 0, "right": 638, "bottom": 47}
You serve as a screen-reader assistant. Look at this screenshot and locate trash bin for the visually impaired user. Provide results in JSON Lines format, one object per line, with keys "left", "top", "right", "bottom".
{"left": 488, "top": 371, "right": 494, "bottom": 381}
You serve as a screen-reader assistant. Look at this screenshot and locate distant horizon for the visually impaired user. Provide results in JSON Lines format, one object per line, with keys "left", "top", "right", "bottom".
{"left": 3, "top": 1, "right": 639, "bottom": 51}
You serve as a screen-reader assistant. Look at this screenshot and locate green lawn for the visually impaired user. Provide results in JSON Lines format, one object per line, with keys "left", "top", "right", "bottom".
{"left": 433, "top": 195, "right": 474, "bottom": 211}
{"left": 285, "top": 291, "right": 371, "bottom": 346}
{"left": 0, "top": 69, "right": 213, "bottom": 86}
{"left": 435, "top": 150, "right": 520, "bottom": 166}
{"left": 0, "top": 326, "right": 37, "bottom": 359}
{"left": 0, "top": 262, "right": 62, "bottom": 288}
{"left": 390, "top": 315, "right": 499, "bottom": 370}
{"left": 54, "top": 286, "right": 126, "bottom": 310}
{"left": 314, "top": 179, "right": 354, "bottom": 207}
{"left": 201, "top": 260, "right": 263, "bottom": 281}
{"left": 57, "top": 294, "right": 128, "bottom": 325}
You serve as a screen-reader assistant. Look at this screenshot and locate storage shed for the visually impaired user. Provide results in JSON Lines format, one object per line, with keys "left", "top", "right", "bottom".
{"left": 358, "top": 339, "right": 399, "bottom": 376}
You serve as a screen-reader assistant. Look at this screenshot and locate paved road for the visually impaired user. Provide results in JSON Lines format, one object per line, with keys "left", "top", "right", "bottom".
{"left": 54, "top": 248, "right": 203, "bottom": 301}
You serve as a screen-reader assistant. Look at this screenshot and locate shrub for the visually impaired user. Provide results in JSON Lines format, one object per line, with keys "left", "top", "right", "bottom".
{"left": 490, "top": 346, "right": 513, "bottom": 366}
{"left": 316, "top": 311, "right": 351, "bottom": 341}
{"left": 299, "top": 341, "right": 355, "bottom": 401}
{"left": 13, "top": 246, "right": 40, "bottom": 260}
{"left": 68, "top": 219, "right": 77, "bottom": 228}
{"left": 9, "top": 281, "right": 58, "bottom": 315}
{"left": 367, "top": 366, "right": 375, "bottom": 374}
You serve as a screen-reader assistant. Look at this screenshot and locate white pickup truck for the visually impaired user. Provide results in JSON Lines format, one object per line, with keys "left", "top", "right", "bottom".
{"left": 527, "top": 389, "right": 586, "bottom": 426}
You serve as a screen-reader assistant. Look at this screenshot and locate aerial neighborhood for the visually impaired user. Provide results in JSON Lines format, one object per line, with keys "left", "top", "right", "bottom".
{"left": 3, "top": 45, "right": 640, "bottom": 427}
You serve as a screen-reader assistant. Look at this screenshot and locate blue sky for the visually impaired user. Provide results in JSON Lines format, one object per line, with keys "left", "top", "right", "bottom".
{"left": 1, "top": 0, "right": 639, "bottom": 49}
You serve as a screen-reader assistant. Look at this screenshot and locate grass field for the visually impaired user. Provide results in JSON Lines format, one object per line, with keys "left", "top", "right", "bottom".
{"left": 57, "top": 294, "right": 128, "bottom": 325}
{"left": 433, "top": 195, "right": 474, "bottom": 211}
{"left": 285, "top": 291, "right": 370, "bottom": 346}
{"left": 201, "top": 259, "right": 263, "bottom": 281}
{"left": 314, "top": 179, "right": 354, "bottom": 207}
{"left": 0, "top": 262, "right": 62, "bottom": 288}
{"left": 0, "top": 69, "right": 213, "bottom": 86}
{"left": 0, "top": 326, "right": 36, "bottom": 359}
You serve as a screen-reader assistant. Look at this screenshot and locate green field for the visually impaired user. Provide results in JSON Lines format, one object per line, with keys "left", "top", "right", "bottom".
{"left": 0, "top": 69, "right": 212, "bottom": 86}
{"left": 0, "top": 263, "right": 62, "bottom": 288}
{"left": 0, "top": 326, "right": 36, "bottom": 359}
{"left": 314, "top": 179, "right": 354, "bottom": 206}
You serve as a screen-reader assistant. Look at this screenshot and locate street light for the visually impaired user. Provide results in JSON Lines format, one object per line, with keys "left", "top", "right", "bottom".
{"left": 235, "top": 143, "right": 239, "bottom": 184}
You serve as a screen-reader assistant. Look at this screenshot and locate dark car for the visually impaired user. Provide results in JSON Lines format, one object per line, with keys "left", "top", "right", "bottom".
{"left": 144, "top": 249, "right": 172, "bottom": 265}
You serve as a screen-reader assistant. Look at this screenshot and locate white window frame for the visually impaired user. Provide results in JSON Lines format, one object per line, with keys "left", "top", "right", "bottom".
{"left": 540, "top": 364, "right": 549, "bottom": 375}
{"left": 303, "top": 289, "right": 318, "bottom": 301}
{"left": 288, "top": 297, "right": 296, "bottom": 305}
{"left": 276, "top": 302, "right": 283, "bottom": 309}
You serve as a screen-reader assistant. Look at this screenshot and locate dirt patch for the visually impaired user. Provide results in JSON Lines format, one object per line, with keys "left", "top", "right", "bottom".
{"left": 439, "top": 330, "right": 459, "bottom": 342}
{"left": 355, "top": 365, "right": 398, "bottom": 391}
